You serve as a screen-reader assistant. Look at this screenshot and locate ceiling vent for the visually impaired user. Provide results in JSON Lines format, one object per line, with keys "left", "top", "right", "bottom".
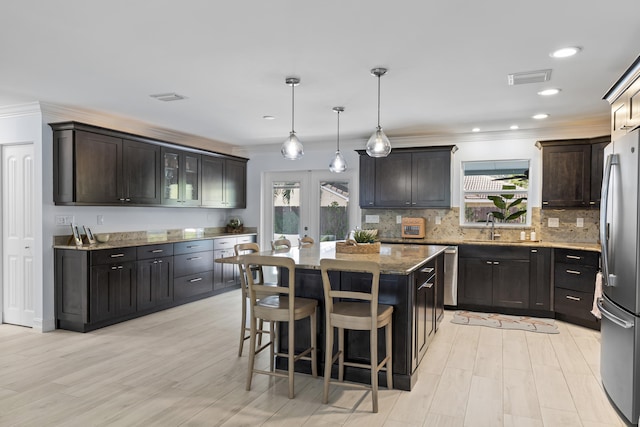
{"left": 149, "top": 93, "right": 187, "bottom": 101}
{"left": 507, "top": 69, "right": 552, "bottom": 85}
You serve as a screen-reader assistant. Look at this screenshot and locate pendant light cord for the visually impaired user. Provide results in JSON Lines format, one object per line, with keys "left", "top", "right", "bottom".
{"left": 291, "top": 82, "right": 295, "bottom": 133}
{"left": 336, "top": 109, "right": 340, "bottom": 151}
{"left": 377, "top": 73, "right": 381, "bottom": 129}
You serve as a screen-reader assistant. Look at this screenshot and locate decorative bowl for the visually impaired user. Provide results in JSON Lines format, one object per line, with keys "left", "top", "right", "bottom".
{"left": 95, "top": 234, "right": 110, "bottom": 243}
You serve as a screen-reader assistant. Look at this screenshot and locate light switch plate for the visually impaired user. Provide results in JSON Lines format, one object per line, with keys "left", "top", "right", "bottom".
{"left": 396, "top": 215, "right": 402, "bottom": 224}
{"left": 435, "top": 216, "right": 442, "bottom": 225}
{"left": 576, "top": 218, "right": 584, "bottom": 228}
{"left": 365, "top": 215, "right": 379, "bottom": 224}
{"left": 548, "top": 217, "right": 559, "bottom": 228}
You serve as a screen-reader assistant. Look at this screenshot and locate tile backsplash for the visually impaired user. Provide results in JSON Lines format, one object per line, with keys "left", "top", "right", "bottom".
{"left": 362, "top": 207, "right": 600, "bottom": 243}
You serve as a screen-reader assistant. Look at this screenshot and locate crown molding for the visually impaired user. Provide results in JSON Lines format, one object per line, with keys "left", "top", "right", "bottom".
{"left": 0, "top": 102, "right": 43, "bottom": 118}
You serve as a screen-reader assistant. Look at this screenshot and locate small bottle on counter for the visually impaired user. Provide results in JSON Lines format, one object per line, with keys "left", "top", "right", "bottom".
{"left": 520, "top": 231, "right": 526, "bottom": 240}
{"left": 530, "top": 230, "right": 537, "bottom": 241}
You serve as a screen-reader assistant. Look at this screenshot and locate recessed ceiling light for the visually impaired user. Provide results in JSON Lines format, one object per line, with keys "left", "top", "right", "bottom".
{"left": 262, "top": 115, "right": 276, "bottom": 120}
{"left": 510, "top": 125, "right": 519, "bottom": 130}
{"left": 550, "top": 47, "right": 581, "bottom": 58}
{"left": 472, "top": 127, "right": 480, "bottom": 132}
{"left": 538, "top": 88, "right": 561, "bottom": 96}
{"left": 533, "top": 113, "right": 549, "bottom": 120}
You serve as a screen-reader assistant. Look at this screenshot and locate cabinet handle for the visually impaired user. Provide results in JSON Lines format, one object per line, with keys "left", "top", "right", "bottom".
{"left": 486, "top": 261, "right": 492, "bottom": 264}
{"left": 420, "top": 267, "right": 434, "bottom": 274}
{"left": 187, "top": 245, "right": 201, "bottom": 249}
{"left": 565, "top": 295, "right": 581, "bottom": 301}
{"left": 566, "top": 255, "right": 582, "bottom": 260}
{"left": 118, "top": 198, "right": 125, "bottom": 201}
{"left": 589, "top": 201, "right": 596, "bottom": 205}
{"left": 189, "top": 277, "right": 203, "bottom": 283}
{"left": 405, "top": 201, "right": 411, "bottom": 205}
{"left": 542, "top": 201, "right": 549, "bottom": 205}
{"left": 187, "top": 256, "right": 202, "bottom": 261}
{"left": 110, "top": 254, "right": 125, "bottom": 258}
{"left": 157, "top": 260, "right": 163, "bottom": 263}
{"left": 418, "top": 281, "right": 434, "bottom": 290}
{"left": 493, "top": 261, "right": 500, "bottom": 265}
{"left": 151, "top": 249, "right": 164, "bottom": 253}
{"left": 125, "top": 198, "right": 131, "bottom": 202}
{"left": 412, "top": 202, "right": 417, "bottom": 205}
{"left": 368, "top": 202, "right": 374, "bottom": 205}
{"left": 531, "top": 249, "right": 538, "bottom": 253}
{"left": 619, "top": 124, "right": 634, "bottom": 130}
{"left": 566, "top": 269, "right": 581, "bottom": 275}
{"left": 111, "top": 265, "right": 123, "bottom": 270}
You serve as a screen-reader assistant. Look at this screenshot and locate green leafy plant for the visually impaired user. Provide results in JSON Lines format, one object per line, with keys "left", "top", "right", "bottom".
{"left": 353, "top": 229, "right": 377, "bottom": 243}
{"left": 487, "top": 184, "right": 527, "bottom": 222}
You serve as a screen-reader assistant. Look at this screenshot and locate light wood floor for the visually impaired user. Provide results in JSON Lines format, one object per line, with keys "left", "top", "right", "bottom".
{"left": 0, "top": 290, "right": 627, "bottom": 427}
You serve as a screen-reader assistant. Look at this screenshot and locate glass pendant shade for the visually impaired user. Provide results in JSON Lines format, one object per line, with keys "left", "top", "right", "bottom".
{"left": 329, "top": 150, "right": 346, "bottom": 173}
{"left": 281, "top": 131, "right": 304, "bottom": 160}
{"left": 366, "top": 126, "right": 392, "bottom": 157}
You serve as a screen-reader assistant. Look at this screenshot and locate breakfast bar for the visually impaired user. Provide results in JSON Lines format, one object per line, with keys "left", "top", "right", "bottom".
{"left": 220, "top": 242, "right": 448, "bottom": 391}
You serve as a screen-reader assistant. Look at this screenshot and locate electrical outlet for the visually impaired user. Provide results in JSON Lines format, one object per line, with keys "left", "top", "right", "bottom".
{"left": 435, "top": 216, "right": 442, "bottom": 225}
{"left": 55, "top": 215, "right": 75, "bottom": 225}
{"left": 365, "top": 215, "right": 379, "bottom": 223}
{"left": 548, "top": 217, "right": 559, "bottom": 228}
{"left": 396, "top": 215, "right": 402, "bottom": 224}
{"left": 576, "top": 218, "right": 584, "bottom": 228}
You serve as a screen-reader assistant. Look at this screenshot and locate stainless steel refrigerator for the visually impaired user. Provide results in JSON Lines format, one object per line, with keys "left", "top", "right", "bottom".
{"left": 600, "top": 128, "right": 640, "bottom": 425}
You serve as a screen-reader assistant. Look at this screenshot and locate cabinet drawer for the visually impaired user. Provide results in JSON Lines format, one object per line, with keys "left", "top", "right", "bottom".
{"left": 554, "top": 287, "right": 594, "bottom": 321}
{"left": 174, "top": 251, "right": 214, "bottom": 277}
{"left": 213, "top": 237, "right": 236, "bottom": 250}
{"left": 554, "top": 262, "right": 598, "bottom": 292}
{"left": 236, "top": 235, "right": 256, "bottom": 245}
{"left": 554, "top": 248, "right": 599, "bottom": 266}
{"left": 90, "top": 247, "right": 137, "bottom": 265}
{"left": 174, "top": 239, "right": 213, "bottom": 255}
{"left": 174, "top": 270, "right": 214, "bottom": 300}
{"left": 459, "top": 245, "right": 530, "bottom": 260}
{"left": 137, "top": 243, "right": 174, "bottom": 260}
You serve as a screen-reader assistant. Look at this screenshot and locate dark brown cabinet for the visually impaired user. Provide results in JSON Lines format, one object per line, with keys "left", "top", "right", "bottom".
{"left": 90, "top": 261, "right": 137, "bottom": 322}
{"left": 538, "top": 136, "right": 610, "bottom": 208}
{"left": 50, "top": 121, "right": 247, "bottom": 209}
{"left": 458, "top": 245, "right": 533, "bottom": 310}
{"left": 357, "top": 146, "right": 453, "bottom": 208}
{"left": 201, "top": 156, "right": 247, "bottom": 208}
{"left": 413, "top": 263, "right": 435, "bottom": 370}
{"left": 605, "top": 56, "right": 640, "bottom": 140}
{"left": 553, "top": 248, "right": 600, "bottom": 329}
{"left": 162, "top": 148, "right": 201, "bottom": 206}
{"left": 529, "top": 247, "right": 552, "bottom": 312}
{"left": 52, "top": 124, "right": 162, "bottom": 205}
{"left": 173, "top": 240, "right": 214, "bottom": 301}
{"left": 136, "top": 244, "right": 174, "bottom": 311}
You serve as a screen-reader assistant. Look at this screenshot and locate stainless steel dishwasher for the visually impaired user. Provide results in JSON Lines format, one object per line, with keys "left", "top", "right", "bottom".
{"left": 444, "top": 246, "right": 458, "bottom": 307}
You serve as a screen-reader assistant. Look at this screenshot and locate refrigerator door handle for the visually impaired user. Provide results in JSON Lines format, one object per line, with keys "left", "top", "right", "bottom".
{"left": 597, "top": 298, "right": 635, "bottom": 329}
{"left": 600, "top": 153, "right": 619, "bottom": 287}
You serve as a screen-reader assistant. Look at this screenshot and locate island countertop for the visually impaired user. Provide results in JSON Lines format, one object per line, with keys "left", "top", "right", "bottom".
{"left": 217, "top": 242, "right": 449, "bottom": 275}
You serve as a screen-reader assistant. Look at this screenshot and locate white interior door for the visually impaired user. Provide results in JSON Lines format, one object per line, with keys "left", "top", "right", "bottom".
{"left": 2, "top": 144, "right": 35, "bottom": 327}
{"left": 262, "top": 170, "right": 358, "bottom": 249}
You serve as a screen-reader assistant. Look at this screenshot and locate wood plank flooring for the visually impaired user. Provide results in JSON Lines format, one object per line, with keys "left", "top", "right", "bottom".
{"left": 0, "top": 290, "right": 627, "bottom": 426}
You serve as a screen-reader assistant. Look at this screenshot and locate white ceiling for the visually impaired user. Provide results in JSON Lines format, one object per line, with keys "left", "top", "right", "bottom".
{"left": 1, "top": 1, "right": 639, "bottom": 148}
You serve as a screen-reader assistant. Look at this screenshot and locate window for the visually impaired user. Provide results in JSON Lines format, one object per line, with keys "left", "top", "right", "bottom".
{"left": 462, "top": 160, "right": 530, "bottom": 226}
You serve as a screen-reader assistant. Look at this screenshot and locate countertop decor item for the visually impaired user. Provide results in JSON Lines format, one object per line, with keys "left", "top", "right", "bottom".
{"left": 95, "top": 233, "right": 110, "bottom": 243}
{"left": 226, "top": 217, "right": 244, "bottom": 233}
{"left": 335, "top": 240, "right": 381, "bottom": 254}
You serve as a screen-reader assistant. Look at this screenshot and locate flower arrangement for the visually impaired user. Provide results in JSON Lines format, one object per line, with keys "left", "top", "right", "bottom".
{"left": 226, "top": 217, "right": 244, "bottom": 233}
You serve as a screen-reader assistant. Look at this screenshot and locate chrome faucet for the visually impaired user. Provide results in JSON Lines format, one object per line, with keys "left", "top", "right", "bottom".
{"left": 485, "top": 212, "right": 501, "bottom": 240}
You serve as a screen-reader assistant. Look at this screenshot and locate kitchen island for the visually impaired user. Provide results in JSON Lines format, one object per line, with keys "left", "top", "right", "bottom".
{"left": 223, "top": 242, "right": 449, "bottom": 391}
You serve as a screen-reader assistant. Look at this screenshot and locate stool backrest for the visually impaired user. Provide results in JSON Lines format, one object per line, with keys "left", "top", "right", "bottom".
{"left": 234, "top": 243, "right": 262, "bottom": 289}
{"left": 242, "top": 254, "right": 298, "bottom": 320}
{"left": 298, "top": 236, "right": 314, "bottom": 247}
{"left": 271, "top": 238, "right": 292, "bottom": 250}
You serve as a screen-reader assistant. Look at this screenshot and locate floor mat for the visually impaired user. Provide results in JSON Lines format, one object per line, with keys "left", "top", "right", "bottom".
{"left": 451, "top": 310, "right": 559, "bottom": 334}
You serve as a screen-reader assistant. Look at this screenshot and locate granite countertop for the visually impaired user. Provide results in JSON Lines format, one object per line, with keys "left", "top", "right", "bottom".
{"left": 218, "top": 242, "right": 449, "bottom": 276}
{"left": 53, "top": 231, "right": 258, "bottom": 251}
{"left": 380, "top": 237, "right": 601, "bottom": 252}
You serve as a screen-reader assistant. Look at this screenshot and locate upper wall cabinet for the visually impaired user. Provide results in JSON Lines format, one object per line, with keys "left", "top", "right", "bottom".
{"left": 538, "top": 136, "right": 610, "bottom": 208}
{"left": 356, "top": 146, "right": 453, "bottom": 209}
{"left": 50, "top": 122, "right": 248, "bottom": 208}
{"left": 604, "top": 56, "right": 640, "bottom": 140}
{"left": 201, "top": 155, "right": 247, "bottom": 208}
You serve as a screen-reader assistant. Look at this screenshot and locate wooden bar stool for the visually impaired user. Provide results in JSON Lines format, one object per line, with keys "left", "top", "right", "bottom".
{"left": 319, "top": 258, "right": 393, "bottom": 413}
{"left": 271, "top": 238, "right": 292, "bottom": 250}
{"left": 243, "top": 254, "right": 318, "bottom": 399}
{"left": 298, "top": 236, "right": 314, "bottom": 247}
{"left": 234, "top": 242, "right": 270, "bottom": 357}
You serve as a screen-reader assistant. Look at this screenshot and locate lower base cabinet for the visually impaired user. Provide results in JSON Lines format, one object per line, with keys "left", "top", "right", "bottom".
{"left": 90, "top": 261, "right": 137, "bottom": 323}
{"left": 137, "top": 256, "right": 173, "bottom": 311}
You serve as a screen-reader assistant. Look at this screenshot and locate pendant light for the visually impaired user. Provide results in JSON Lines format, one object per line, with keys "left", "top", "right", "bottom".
{"left": 281, "top": 77, "right": 304, "bottom": 160}
{"left": 329, "top": 106, "right": 347, "bottom": 173}
{"left": 365, "top": 67, "right": 392, "bottom": 158}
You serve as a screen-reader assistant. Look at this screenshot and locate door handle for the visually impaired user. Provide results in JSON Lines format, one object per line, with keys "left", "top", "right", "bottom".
{"left": 597, "top": 299, "right": 634, "bottom": 328}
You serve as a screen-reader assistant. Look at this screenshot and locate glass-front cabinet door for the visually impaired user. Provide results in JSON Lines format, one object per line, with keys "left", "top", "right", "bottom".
{"left": 162, "top": 148, "right": 201, "bottom": 206}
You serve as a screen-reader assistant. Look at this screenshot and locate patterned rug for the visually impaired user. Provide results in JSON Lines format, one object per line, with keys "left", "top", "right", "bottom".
{"left": 451, "top": 310, "right": 559, "bottom": 334}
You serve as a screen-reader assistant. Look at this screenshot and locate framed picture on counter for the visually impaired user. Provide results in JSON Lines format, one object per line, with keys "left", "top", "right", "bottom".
{"left": 71, "top": 224, "right": 83, "bottom": 246}
{"left": 84, "top": 226, "right": 96, "bottom": 244}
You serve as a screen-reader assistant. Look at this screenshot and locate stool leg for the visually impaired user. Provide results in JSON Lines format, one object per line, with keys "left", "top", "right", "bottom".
{"left": 288, "top": 319, "right": 295, "bottom": 399}
{"left": 238, "top": 294, "right": 247, "bottom": 357}
{"left": 371, "top": 328, "right": 379, "bottom": 413}
{"left": 338, "top": 327, "right": 345, "bottom": 382}
{"left": 323, "top": 321, "right": 333, "bottom": 404}
{"left": 386, "top": 321, "right": 393, "bottom": 390}
{"left": 246, "top": 315, "right": 257, "bottom": 391}
{"left": 310, "top": 309, "right": 318, "bottom": 378}
{"left": 269, "top": 321, "right": 276, "bottom": 372}
{"left": 258, "top": 319, "right": 264, "bottom": 346}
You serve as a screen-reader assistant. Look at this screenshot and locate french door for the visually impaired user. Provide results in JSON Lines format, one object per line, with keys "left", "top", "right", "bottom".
{"left": 262, "top": 170, "right": 358, "bottom": 248}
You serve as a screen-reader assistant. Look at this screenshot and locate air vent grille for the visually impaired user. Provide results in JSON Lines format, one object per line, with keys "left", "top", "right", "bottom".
{"left": 150, "top": 93, "right": 187, "bottom": 102}
{"left": 507, "top": 69, "right": 552, "bottom": 85}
